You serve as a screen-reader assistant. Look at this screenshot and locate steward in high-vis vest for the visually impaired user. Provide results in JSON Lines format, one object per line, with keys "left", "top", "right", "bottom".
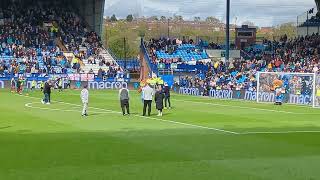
{"left": 40, "top": 81, "right": 44, "bottom": 91}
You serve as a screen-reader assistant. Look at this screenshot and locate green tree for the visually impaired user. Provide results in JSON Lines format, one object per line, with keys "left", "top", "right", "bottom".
{"left": 205, "top": 16, "right": 220, "bottom": 24}
{"left": 137, "top": 22, "right": 147, "bottom": 38}
{"left": 126, "top": 14, "right": 133, "bottom": 22}
{"left": 104, "top": 16, "right": 110, "bottom": 22}
{"left": 160, "top": 16, "right": 166, "bottom": 21}
{"left": 110, "top": 14, "right": 117, "bottom": 22}
{"left": 194, "top": 17, "right": 201, "bottom": 22}
{"left": 149, "top": 16, "right": 159, "bottom": 21}
{"left": 173, "top": 15, "right": 183, "bottom": 22}
{"left": 273, "top": 22, "right": 296, "bottom": 40}
{"left": 105, "top": 21, "right": 139, "bottom": 58}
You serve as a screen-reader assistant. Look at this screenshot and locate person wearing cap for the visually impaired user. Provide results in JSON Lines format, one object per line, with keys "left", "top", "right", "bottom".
{"left": 81, "top": 85, "right": 89, "bottom": 116}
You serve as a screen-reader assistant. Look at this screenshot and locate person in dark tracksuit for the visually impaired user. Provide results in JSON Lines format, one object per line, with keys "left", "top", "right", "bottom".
{"left": 163, "top": 83, "right": 171, "bottom": 109}
{"left": 155, "top": 86, "right": 164, "bottom": 116}
{"left": 42, "top": 80, "right": 51, "bottom": 104}
{"left": 119, "top": 87, "right": 130, "bottom": 116}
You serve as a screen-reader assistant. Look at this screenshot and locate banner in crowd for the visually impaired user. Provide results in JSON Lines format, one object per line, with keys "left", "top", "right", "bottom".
{"left": 0, "top": 73, "right": 129, "bottom": 82}
{"left": 0, "top": 73, "right": 95, "bottom": 81}
{"left": 177, "top": 87, "right": 314, "bottom": 105}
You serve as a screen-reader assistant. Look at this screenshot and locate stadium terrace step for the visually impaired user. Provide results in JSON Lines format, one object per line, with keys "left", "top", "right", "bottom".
{"left": 81, "top": 48, "right": 120, "bottom": 73}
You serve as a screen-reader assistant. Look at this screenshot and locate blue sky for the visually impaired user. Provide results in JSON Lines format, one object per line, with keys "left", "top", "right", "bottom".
{"left": 104, "top": 0, "right": 316, "bottom": 26}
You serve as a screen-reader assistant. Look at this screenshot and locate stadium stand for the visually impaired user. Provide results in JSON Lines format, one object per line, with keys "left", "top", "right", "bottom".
{"left": 174, "top": 34, "right": 320, "bottom": 94}
{"left": 146, "top": 38, "right": 209, "bottom": 64}
{"left": 0, "top": 0, "right": 120, "bottom": 77}
{"left": 116, "top": 59, "right": 140, "bottom": 73}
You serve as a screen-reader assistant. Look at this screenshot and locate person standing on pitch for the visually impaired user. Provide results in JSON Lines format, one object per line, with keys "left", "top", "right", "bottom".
{"left": 31, "top": 80, "right": 37, "bottom": 91}
{"left": 119, "top": 86, "right": 130, "bottom": 116}
{"left": 155, "top": 86, "right": 164, "bottom": 116}
{"left": 42, "top": 80, "right": 51, "bottom": 104}
{"left": 40, "top": 81, "right": 44, "bottom": 91}
{"left": 58, "top": 78, "right": 63, "bottom": 92}
{"left": 163, "top": 82, "right": 171, "bottom": 109}
{"left": 142, "top": 84, "right": 154, "bottom": 116}
{"left": 81, "top": 85, "right": 89, "bottom": 116}
{"left": 16, "top": 78, "right": 22, "bottom": 94}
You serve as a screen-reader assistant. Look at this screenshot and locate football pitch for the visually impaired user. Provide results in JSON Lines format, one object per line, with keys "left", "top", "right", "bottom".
{"left": 1, "top": 89, "right": 320, "bottom": 180}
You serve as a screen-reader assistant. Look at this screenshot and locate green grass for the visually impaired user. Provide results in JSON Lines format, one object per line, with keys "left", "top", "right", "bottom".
{"left": 1, "top": 89, "right": 320, "bottom": 180}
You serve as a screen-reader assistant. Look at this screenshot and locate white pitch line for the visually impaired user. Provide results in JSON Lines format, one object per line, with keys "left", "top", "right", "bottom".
{"left": 20, "top": 95, "right": 238, "bottom": 135}
{"left": 240, "top": 130, "right": 320, "bottom": 135}
{"left": 175, "top": 99, "right": 306, "bottom": 115}
{"left": 25, "top": 102, "right": 117, "bottom": 114}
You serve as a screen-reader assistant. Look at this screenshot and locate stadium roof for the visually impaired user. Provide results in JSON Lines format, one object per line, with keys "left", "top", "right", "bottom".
{"left": 0, "top": 0, "right": 105, "bottom": 36}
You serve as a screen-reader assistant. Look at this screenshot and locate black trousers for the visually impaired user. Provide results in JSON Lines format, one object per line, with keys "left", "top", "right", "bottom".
{"left": 120, "top": 99, "right": 130, "bottom": 115}
{"left": 165, "top": 96, "right": 171, "bottom": 108}
{"left": 143, "top": 100, "right": 152, "bottom": 116}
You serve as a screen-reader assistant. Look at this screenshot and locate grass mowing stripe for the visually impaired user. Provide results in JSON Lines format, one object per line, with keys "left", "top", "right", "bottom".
{"left": 20, "top": 94, "right": 239, "bottom": 135}
{"left": 175, "top": 99, "right": 308, "bottom": 115}
{"left": 25, "top": 102, "right": 117, "bottom": 114}
{"left": 240, "top": 130, "right": 320, "bottom": 135}
{"left": 20, "top": 94, "right": 320, "bottom": 135}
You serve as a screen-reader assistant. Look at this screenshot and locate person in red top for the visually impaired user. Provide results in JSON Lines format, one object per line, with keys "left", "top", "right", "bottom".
{"left": 274, "top": 58, "right": 282, "bottom": 68}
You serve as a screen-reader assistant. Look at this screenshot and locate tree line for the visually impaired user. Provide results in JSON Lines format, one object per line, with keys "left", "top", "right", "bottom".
{"left": 104, "top": 15, "right": 296, "bottom": 59}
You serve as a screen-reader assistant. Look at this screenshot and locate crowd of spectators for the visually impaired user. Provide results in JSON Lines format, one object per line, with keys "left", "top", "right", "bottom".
{"left": 177, "top": 34, "right": 320, "bottom": 92}
{"left": 0, "top": 1, "right": 119, "bottom": 77}
{"left": 146, "top": 37, "right": 208, "bottom": 64}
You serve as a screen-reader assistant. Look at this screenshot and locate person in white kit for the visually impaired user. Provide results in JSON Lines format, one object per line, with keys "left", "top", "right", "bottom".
{"left": 80, "top": 85, "right": 89, "bottom": 116}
